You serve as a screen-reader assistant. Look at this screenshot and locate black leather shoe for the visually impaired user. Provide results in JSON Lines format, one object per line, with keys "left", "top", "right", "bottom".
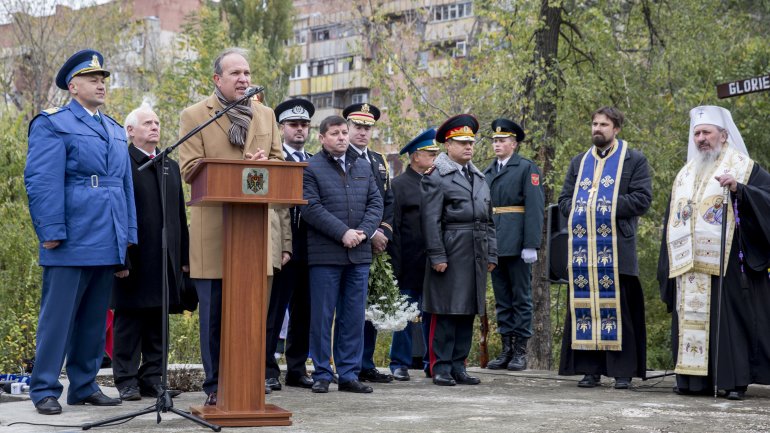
{"left": 424, "top": 369, "right": 432, "bottom": 378}
{"left": 311, "top": 379, "right": 330, "bottom": 393}
{"left": 73, "top": 390, "right": 121, "bottom": 406}
{"left": 140, "top": 384, "right": 181, "bottom": 398}
{"left": 119, "top": 385, "right": 141, "bottom": 401}
{"left": 432, "top": 373, "right": 456, "bottom": 386}
{"left": 392, "top": 367, "right": 410, "bottom": 381}
{"left": 577, "top": 374, "right": 601, "bottom": 388}
{"left": 265, "top": 377, "right": 282, "bottom": 391}
{"left": 338, "top": 380, "right": 373, "bottom": 393}
{"left": 204, "top": 392, "right": 217, "bottom": 406}
{"left": 35, "top": 396, "right": 62, "bottom": 415}
{"left": 727, "top": 390, "right": 746, "bottom": 400}
{"left": 614, "top": 377, "right": 631, "bottom": 389}
{"left": 452, "top": 371, "right": 480, "bottom": 385}
{"left": 359, "top": 368, "right": 393, "bottom": 383}
{"left": 285, "top": 374, "right": 314, "bottom": 389}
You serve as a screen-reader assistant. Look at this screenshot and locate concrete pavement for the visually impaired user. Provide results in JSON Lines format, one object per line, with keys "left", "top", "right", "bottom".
{"left": 1, "top": 368, "right": 769, "bottom": 432}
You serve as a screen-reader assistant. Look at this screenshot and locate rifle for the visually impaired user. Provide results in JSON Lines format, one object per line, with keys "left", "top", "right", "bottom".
{"left": 479, "top": 314, "right": 490, "bottom": 368}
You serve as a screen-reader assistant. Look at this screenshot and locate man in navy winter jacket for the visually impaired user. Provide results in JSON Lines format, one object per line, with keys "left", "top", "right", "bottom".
{"left": 301, "top": 115, "right": 383, "bottom": 394}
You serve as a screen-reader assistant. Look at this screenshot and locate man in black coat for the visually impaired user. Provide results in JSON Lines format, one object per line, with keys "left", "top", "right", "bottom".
{"left": 112, "top": 104, "right": 189, "bottom": 401}
{"left": 264, "top": 98, "right": 315, "bottom": 390}
{"left": 342, "top": 103, "right": 396, "bottom": 384}
{"left": 387, "top": 128, "right": 439, "bottom": 381}
{"left": 557, "top": 106, "right": 651, "bottom": 390}
{"left": 302, "top": 115, "right": 383, "bottom": 394}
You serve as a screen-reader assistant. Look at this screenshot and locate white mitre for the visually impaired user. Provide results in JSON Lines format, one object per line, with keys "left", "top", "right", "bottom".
{"left": 687, "top": 105, "right": 748, "bottom": 162}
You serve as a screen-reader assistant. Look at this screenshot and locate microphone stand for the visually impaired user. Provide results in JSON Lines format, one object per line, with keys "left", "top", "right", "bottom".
{"left": 137, "top": 86, "right": 264, "bottom": 173}
{"left": 82, "top": 87, "right": 261, "bottom": 431}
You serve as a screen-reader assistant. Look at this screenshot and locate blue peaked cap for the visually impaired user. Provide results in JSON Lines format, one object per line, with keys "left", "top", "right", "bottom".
{"left": 55, "top": 49, "right": 111, "bottom": 90}
{"left": 399, "top": 128, "right": 439, "bottom": 155}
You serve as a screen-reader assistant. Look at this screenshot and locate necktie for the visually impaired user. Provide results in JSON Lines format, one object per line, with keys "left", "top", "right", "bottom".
{"left": 93, "top": 113, "right": 101, "bottom": 124}
{"left": 337, "top": 158, "right": 345, "bottom": 172}
{"left": 362, "top": 150, "right": 370, "bottom": 163}
{"left": 497, "top": 162, "right": 503, "bottom": 173}
{"left": 463, "top": 166, "right": 473, "bottom": 185}
{"left": 149, "top": 153, "right": 155, "bottom": 159}
{"left": 294, "top": 151, "right": 305, "bottom": 162}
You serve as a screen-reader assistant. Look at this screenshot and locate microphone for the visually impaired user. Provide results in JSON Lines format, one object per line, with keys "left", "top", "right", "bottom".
{"left": 245, "top": 86, "right": 265, "bottom": 98}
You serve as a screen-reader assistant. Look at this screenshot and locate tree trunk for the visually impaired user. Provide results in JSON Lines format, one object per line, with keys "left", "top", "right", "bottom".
{"left": 526, "top": 0, "right": 562, "bottom": 371}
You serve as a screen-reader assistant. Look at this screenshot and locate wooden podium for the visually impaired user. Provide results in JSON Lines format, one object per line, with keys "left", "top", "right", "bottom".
{"left": 186, "top": 159, "right": 306, "bottom": 427}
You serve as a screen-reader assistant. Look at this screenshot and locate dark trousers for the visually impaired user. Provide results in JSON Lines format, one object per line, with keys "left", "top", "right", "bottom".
{"left": 491, "top": 255, "right": 533, "bottom": 338}
{"left": 266, "top": 260, "right": 310, "bottom": 380}
{"left": 309, "top": 264, "right": 368, "bottom": 383}
{"left": 112, "top": 307, "right": 163, "bottom": 390}
{"left": 388, "top": 288, "right": 430, "bottom": 371}
{"left": 193, "top": 278, "right": 222, "bottom": 395}
{"left": 362, "top": 321, "right": 378, "bottom": 370}
{"left": 30, "top": 266, "right": 113, "bottom": 405}
{"left": 284, "top": 261, "right": 311, "bottom": 379}
{"left": 429, "top": 314, "right": 475, "bottom": 376}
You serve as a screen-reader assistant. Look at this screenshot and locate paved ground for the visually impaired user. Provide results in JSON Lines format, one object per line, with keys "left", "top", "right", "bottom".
{"left": 2, "top": 368, "right": 770, "bottom": 433}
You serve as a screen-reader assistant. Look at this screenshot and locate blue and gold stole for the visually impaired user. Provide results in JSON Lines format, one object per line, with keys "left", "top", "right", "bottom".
{"left": 567, "top": 140, "right": 626, "bottom": 351}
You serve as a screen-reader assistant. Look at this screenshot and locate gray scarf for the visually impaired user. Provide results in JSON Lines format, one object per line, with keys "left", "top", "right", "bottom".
{"left": 215, "top": 87, "right": 253, "bottom": 150}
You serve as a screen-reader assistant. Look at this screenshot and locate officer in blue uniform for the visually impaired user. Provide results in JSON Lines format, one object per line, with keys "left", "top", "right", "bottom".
{"left": 482, "top": 118, "right": 544, "bottom": 371}
{"left": 387, "top": 128, "right": 439, "bottom": 380}
{"left": 24, "top": 49, "right": 137, "bottom": 415}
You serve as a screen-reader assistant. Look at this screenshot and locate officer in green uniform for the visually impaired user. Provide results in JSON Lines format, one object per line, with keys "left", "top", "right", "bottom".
{"left": 482, "top": 118, "right": 544, "bottom": 371}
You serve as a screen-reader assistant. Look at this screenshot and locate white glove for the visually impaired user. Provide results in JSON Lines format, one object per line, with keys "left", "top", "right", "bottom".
{"left": 521, "top": 248, "right": 538, "bottom": 264}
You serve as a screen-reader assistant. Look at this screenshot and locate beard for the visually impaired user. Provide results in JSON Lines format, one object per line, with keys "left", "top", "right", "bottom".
{"left": 693, "top": 142, "right": 723, "bottom": 177}
{"left": 592, "top": 133, "right": 612, "bottom": 147}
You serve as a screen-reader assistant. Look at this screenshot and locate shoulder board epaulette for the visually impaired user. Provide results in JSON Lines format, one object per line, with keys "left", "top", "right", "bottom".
{"left": 41, "top": 107, "right": 61, "bottom": 115}
{"left": 424, "top": 165, "right": 436, "bottom": 175}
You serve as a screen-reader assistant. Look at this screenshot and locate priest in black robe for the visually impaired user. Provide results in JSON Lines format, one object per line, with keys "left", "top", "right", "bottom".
{"left": 557, "top": 107, "right": 652, "bottom": 390}
{"left": 658, "top": 105, "right": 770, "bottom": 400}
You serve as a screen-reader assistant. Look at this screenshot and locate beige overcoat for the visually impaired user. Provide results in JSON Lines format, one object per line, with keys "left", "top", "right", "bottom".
{"left": 178, "top": 93, "right": 288, "bottom": 279}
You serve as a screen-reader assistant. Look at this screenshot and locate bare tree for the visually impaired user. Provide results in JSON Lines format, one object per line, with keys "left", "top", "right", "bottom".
{"left": 2, "top": 0, "right": 134, "bottom": 117}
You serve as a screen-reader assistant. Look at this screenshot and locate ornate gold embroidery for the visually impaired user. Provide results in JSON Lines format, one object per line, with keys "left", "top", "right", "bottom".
{"left": 572, "top": 224, "right": 587, "bottom": 238}
{"left": 599, "top": 275, "right": 613, "bottom": 289}
{"left": 600, "top": 175, "right": 615, "bottom": 188}
{"left": 579, "top": 178, "right": 592, "bottom": 190}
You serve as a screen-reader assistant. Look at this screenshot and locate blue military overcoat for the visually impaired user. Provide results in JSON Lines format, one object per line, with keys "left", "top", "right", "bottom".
{"left": 24, "top": 99, "right": 137, "bottom": 266}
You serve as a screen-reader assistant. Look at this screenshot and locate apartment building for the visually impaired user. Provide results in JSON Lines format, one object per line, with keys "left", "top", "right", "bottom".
{"left": 288, "top": 0, "right": 478, "bottom": 157}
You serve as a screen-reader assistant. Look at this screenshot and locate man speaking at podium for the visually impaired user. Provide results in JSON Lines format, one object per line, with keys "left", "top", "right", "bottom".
{"left": 178, "top": 47, "right": 284, "bottom": 406}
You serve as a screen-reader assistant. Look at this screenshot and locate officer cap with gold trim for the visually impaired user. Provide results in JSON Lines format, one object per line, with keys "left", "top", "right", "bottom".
{"left": 274, "top": 98, "right": 315, "bottom": 123}
{"left": 435, "top": 113, "right": 479, "bottom": 143}
{"left": 342, "top": 103, "right": 380, "bottom": 126}
{"left": 55, "top": 49, "right": 111, "bottom": 90}
{"left": 491, "top": 118, "right": 525, "bottom": 141}
{"left": 399, "top": 128, "right": 439, "bottom": 155}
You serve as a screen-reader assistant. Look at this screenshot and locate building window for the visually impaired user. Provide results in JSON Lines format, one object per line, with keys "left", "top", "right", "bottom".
{"left": 340, "top": 56, "right": 355, "bottom": 72}
{"left": 290, "top": 63, "right": 308, "bottom": 79}
{"left": 312, "top": 28, "right": 330, "bottom": 42}
{"left": 417, "top": 51, "right": 429, "bottom": 69}
{"left": 311, "top": 93, "right": 333, "bottom": 108}
{"left": 453, "top": 39, "right": 467, "bottom": 58}
{"left": 351, "top": 92, "right": 368, "bottom": 104}
{"left": 337, "top": 25, "right": 354, "bottom": 38}
{"left": 293, "top": 29, "right": 307, "bottom": 45}
{"left": 310, "top": 59, "right": 335, "bottom": 76}
{"left": 432, "top": 2, "right": 473, "bottom": 22}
